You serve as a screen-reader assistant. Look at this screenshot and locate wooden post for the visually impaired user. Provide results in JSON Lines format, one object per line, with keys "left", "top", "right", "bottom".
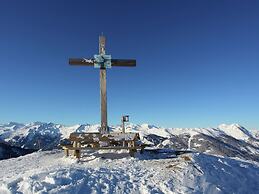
{"left": 100, "top": 69, "right": 107, "bottom": 133}
{"left": 64, "top": 148, "right": 69, "bottom": 157}
{"left": 75, "top": 149, "right": 81, "bottom": 159}
{"left": 99, "top": 35, "right": 108, "bottom": 134}
{"left": 73, "top": 141, "right": 77, "bottom": 156}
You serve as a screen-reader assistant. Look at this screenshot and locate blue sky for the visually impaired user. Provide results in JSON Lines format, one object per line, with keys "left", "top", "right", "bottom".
{"left": 0, "top": 0, "right": 258, "bottom": 129}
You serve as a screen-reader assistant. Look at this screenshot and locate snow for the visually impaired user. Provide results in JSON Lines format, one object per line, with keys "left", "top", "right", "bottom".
{"left": 0, "top": 122, "right": 255, "bottom": 145}
{"left": 218, "top": 124, "right": 252, "bottom": 141}
{"left": 0, "top": 122, "right": 259, "bottom": 193}
{"left": 251, "top": 129, "right": 259, "bottom": 139}
{"left": 137, "top": 124, "right": 171, "bottom": 138}
{"left": 0, "top": 150, "right": 258, "bottom": 194}
{"left": 59, "top": 124, "right": 81, "bottom": 139}
{"left": 0, "top": 150, "right": 186, "bottom": 193}
{"left": 193, "top": 153, "right": 259, "bottom": 193}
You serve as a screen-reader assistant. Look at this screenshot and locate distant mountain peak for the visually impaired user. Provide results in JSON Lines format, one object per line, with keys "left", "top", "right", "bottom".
{"left": 218, "top": 123, "right": 252, "bottom": 140}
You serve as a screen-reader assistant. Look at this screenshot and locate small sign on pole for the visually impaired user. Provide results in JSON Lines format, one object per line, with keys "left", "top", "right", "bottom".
{"left": 122, "top": 115, "right": 129, "bottom": 133}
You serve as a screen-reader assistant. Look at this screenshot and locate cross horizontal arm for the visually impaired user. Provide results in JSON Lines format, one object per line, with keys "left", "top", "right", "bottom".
{"left": 69, "top": 58, "right": 94, "bottom": 66}
{"left": 111, "top": 59, "right": 136, "bottom": 67}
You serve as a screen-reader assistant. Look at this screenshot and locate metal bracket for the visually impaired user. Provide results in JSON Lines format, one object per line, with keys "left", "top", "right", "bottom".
{"left": 94, "top": 54, "right": 112, "bottom": 68}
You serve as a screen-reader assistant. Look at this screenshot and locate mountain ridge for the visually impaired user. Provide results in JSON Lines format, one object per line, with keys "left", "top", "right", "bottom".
{"left": 0, "top": 122, "right": 258, "bottom": 162}
{"left": 0, "top": 122, "right": 258, "bottom": 193}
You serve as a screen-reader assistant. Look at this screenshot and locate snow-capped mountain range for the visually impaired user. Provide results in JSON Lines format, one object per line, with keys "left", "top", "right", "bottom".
{"left": 0, "top": 122, "right": 259, "bottom": 193}
{"left": 0, "top": 122, "right": 258, "bottom": 162}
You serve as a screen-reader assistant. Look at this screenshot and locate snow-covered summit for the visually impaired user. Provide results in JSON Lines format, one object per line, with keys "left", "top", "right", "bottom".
{"left": 0, "top": 149, "right": 258, "bottom": 194}
{"left": 0, "top": 122, "right": 258, "bottom": 193}
{"left": 218, "top": 123, "right": 253, "bottom": 140}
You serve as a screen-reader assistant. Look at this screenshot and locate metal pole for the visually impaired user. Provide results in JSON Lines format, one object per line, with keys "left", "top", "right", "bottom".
{"left": 122, "top": 117, "right": 125, "bottom": 133}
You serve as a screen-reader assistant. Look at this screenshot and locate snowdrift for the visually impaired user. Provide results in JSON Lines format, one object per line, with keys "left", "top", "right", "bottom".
{"left": 0, "top": 150, "right": 258, "bottom": 194}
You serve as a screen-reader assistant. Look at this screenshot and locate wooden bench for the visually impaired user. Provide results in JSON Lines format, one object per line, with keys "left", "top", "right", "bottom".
{"left": 62, "top": 132, "right": 145, "bottom": 159}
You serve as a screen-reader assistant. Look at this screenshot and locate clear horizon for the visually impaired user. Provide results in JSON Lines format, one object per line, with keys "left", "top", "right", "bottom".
{"left": 0, "top": 0, "right": 258, "bottom": 130}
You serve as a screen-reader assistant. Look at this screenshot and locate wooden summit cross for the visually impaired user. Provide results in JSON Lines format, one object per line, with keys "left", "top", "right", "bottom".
{"left": 69, "top": 35, "right": 136, "bottom": 134}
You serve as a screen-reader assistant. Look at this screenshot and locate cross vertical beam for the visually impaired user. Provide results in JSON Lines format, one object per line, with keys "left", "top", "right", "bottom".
{"left": 99, "top": 36, "right": 108, "bottom": 133}
{"left": 69, "top": 35, "right": 136, "bottom": 135}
